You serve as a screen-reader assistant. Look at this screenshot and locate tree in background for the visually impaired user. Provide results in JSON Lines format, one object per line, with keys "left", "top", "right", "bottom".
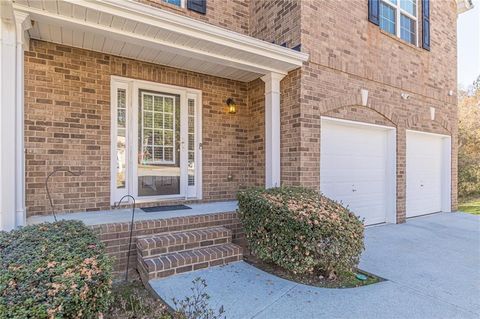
{"left": 458, "top": 75, "right": 480, "bottom": 200}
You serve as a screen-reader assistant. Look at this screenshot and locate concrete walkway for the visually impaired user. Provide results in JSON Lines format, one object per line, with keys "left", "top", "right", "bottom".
{"left": 150, "top": 212, "right": 480, "bottom": 319}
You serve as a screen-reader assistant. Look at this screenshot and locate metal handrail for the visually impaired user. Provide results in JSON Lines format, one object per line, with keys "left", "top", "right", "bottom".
{"left": 113, "top": 195, "right": 136, "bottom": 281}
{"left": 46, "top": 168, "right": 82, "bottom": 222}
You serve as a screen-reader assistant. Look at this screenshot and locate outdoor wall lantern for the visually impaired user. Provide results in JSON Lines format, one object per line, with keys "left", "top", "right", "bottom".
{"left": 360, "top": 89, "right": 369, "bottom": 106}
{"left": 226, "top": 98, "right": 237, "bottom": 114}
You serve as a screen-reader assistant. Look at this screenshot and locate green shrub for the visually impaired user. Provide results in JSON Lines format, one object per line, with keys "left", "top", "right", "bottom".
{"left": 0, "top": 220, "right": 113, "bottom": 319}
{"left": 238, "top": 187, "right": 364, "bottom": 279}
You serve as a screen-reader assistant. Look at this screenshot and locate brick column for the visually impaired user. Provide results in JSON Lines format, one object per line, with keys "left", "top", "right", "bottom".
{"left": 396, "top": 125, "right": 407, "bottom": 223}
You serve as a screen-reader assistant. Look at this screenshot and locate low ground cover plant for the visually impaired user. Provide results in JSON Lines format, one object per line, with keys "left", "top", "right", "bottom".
{"left": 238, "top": 187, "right": 364, "bottom": 280}
{"left": 107, "top": 280, "right": 171, "bottom": 319}
{"left": 0, "top": 220, "right": 113, "bottom": 318}
{"left": 108, "top": 277, "right": 224, "bottom": 319}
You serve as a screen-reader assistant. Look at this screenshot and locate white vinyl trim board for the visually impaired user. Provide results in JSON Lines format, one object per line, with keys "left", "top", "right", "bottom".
{"left": 406, "top": 130, "right": 451, "bottom": 217}
{"left": 320, "top": 117, "right": 397, "bottom": 225}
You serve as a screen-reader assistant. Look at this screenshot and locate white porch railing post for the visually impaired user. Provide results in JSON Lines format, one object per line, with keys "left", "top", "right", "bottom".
{"left": 261, "top": 72, "right": 285, "bottom": 189}
{"left": 0, "top": 5, "right": 30, "bottom": 231}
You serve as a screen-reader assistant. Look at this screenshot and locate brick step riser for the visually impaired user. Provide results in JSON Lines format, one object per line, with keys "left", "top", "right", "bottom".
{"left": 139, "top": 254, "right": 242, "bottom": 282}
{"left": 139, "top": 236, "right": 231, "bottom": 259}
{"left": 137, "top": 226, "right": 233, "bottom": 257}
{"left": 136, "top": 241, "right": 235, "bottom": 278}
{"left": 138, "top": 243, "right": 243, "bottom": 284}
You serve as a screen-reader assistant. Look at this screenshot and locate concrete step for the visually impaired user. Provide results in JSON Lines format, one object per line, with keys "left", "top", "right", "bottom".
{"left": 137, "top": 226, "right": 232, "bottom": 259}
{"left": 139, "top": 243, "right": 243, "bottom": 283}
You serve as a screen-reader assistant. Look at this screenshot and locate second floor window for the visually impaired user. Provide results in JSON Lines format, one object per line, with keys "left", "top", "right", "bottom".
{"left": 163, "top": 0, "right": 182, "bottom": 7}
{"left": 380, "top": 0, "right": 417, "bottom": 45}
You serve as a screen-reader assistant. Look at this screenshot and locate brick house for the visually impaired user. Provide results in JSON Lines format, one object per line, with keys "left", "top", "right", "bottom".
{"left": 0, "top": 0, "right": 473, "bottom": 276}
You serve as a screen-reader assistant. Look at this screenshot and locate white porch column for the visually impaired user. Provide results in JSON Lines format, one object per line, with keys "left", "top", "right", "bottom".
{"left": 0, "top": 4, "right": 30, "bottom": 231}
{"left": 14, "top": 11, "right": 30, "bottom": 228}
{"left": 261, "top": 72, "right": 285, "bottom": 188}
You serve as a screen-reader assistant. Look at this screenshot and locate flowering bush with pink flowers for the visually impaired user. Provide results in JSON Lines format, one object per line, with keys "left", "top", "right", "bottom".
{"left": 238, "top": 187, "right": 364, "bottom": 279}
{"left": 0, "top": 220, "right": 112, "bottom": 318}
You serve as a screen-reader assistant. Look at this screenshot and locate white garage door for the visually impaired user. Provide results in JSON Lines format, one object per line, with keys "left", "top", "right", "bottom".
{"left": 406, "top": 131, "right": 451, "bottom": 217}
{"left": 320, "top": 118, "right": 395, "bottom": 225}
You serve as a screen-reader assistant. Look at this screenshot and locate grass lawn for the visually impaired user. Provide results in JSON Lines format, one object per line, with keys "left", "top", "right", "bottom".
{"left": 458, "top": 198, "right": 480, "bottom": 215}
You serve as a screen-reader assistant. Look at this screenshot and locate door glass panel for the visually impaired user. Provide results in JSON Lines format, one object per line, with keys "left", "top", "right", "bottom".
{"left": 187, "top": 98, "right": 195, "bottom": 186}
{"left": 116, "top": 89, "right": 127, "bottom": 189}
{"left": 138, "top": 91, "right": 180, "bottom": 196}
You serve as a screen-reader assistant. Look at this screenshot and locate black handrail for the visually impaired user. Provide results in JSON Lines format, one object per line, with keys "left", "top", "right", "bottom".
{"left": 113, "top": 195, "right": 136, "bottom": 282}
{"left": 45, "top": 168, "right": 82, "bottom": 222}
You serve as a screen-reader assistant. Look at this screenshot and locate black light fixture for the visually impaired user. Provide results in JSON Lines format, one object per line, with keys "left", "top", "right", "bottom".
{"left": 226, "top": 98, "right": 237, "bottom": 114}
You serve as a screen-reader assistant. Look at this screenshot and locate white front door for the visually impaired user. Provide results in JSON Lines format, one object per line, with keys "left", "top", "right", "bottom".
{"left": 110, "top": 77, "right": 202, "bottom": 204}
{"left": 406, "top": 131, "right": 451, "bottom": 217}
{"left": 320, "top": 118, "right": 396, "bottom": 225}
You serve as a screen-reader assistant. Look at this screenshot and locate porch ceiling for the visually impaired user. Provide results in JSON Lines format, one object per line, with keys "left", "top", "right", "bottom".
{"left": 12, "top": 0, "right": 309, "bottom": 82}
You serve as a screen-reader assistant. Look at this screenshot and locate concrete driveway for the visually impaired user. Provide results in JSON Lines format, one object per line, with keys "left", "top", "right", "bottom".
{"left": 150, "top": 212, "right": 480, "bottom": 318}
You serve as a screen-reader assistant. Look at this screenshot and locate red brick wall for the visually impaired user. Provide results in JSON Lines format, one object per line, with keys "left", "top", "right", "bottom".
{"left": 246, "top": 78, "right": 266, "bottom": 187}
{"left": 138, "top": 0, "right": 249, "bottom": 35}
{"left": 24, "top": 0, "right": 459, "bottom": 222}
{"left": 249, "top": 0, "right": 301, "bottom": 49}
{"left": 295, "top": 0, "right": 459, "bottom": 220}
{"left": 245, "top": 0, "right": 459, "bottom": 220}
{"left": 24, "top": 40, "right": 257, "bottom": 216}
{"left": 139, "top": 0, "right": 302, "bottom": 50}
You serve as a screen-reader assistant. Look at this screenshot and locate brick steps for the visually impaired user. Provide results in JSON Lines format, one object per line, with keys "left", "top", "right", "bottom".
{"left": 137, "top": 226, "right": 232, "bottom": 258}
{"left": 137, "top": 227, "right": 242, "bottom": 283}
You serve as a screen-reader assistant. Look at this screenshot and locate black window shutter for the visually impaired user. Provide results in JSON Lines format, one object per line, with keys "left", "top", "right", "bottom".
{"left": 187, "top": 0, "right": 206, "bottom": 15}
{"left": 368, "top": 0, "right": 380, "bottom": 26}
{"left": 422, "top": 0, "right": 430, "bottom": 50}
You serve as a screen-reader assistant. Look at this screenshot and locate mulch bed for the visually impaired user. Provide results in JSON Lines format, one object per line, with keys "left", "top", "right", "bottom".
{"left": 243, "top": 254, "right": 382, "bottom": 288}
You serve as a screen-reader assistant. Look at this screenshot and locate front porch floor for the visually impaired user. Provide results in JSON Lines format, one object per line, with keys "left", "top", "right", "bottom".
{"left": 27, "top": 201, "right": 238, "bottom": 226}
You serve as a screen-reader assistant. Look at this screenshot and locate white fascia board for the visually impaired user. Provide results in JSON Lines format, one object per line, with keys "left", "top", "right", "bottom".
{"left": 67, "top": 0, "right": 309, "bottom": 69}
{"left": 14, "top": 5, "right": 290, "bottom": 75}
{"left": 1, "top": 0, "right": 14, "bottom": 21}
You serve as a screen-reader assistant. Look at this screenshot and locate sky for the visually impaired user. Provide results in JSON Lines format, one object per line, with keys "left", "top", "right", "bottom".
{"left": 457, "top": 0, "right": 480, "bottom": 89}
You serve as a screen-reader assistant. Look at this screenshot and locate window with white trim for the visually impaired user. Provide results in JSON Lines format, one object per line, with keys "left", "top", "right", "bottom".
{"left": 140, "top": 92, "right": 177, "bottom": 165}
{"left": 380, "top": 0, "right": 418, "bottom": 45}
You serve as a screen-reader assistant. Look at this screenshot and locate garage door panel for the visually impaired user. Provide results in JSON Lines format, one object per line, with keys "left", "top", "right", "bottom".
{"left": 406, "top": 131, "right": 449, "bottom": 217}
{"left": 322, "top": 186, "right": 385, "bottom": 201}
{"left": 322, "top": 156, "right": 386, "bottom": 170}
{"left": 320, "top": 120, "right": 394, "bottom": 225}
{"left": 321, "top": 170, "right": 386, "bottom": 182}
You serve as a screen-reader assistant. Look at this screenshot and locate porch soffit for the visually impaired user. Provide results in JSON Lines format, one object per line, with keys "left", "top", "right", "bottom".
{"left": 11, "top": 0, "right": 309, "bottom": 82}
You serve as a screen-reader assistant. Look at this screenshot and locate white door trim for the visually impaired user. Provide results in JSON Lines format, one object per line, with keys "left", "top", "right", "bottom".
{"left": 406, "top": 129, "right": 451, "bottom": 216}
{"left": 110, "top": 76, "right": 202, "bottom": 205}
{"left": 110, "top": 79, "right": 131, "bottom": 204}
{"left": 321, "top": 117, "right": 397, "bottom": 224}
